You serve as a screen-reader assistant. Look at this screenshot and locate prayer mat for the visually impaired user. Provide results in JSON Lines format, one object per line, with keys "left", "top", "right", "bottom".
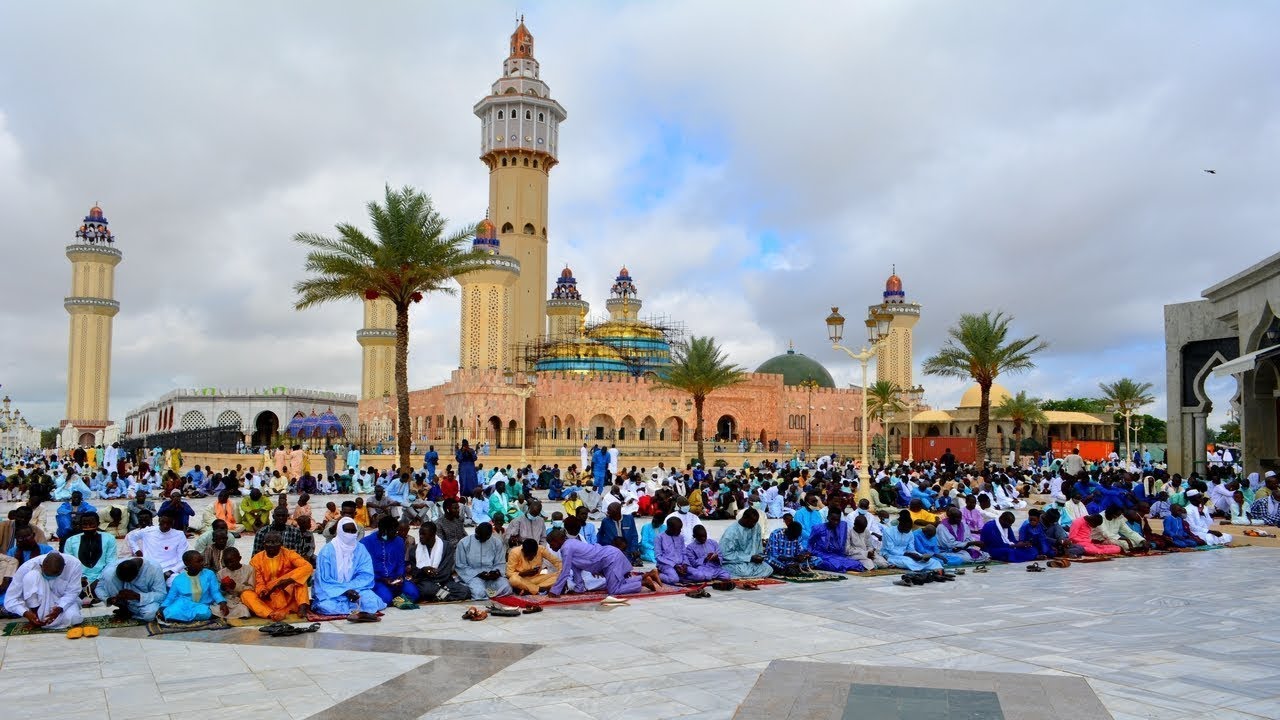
{"left": 2, "top": 613, "right": 143, "bottom": 637}
{"left": 676, "top": 578, "right": 786, "bottom": 589}
{"left": 145, "top": 616, "right": 231, "bottom": 636}
{"left": 492, "top": 583, "right": 693, "bottom": 609}
{"left": 847, "top": 560, "right": 1007, "bottom": 578}
{"left": 228, "top": 614, "right": 305, "bottom": 627}
{"left": 773, "top": 569, "right": 848, "bottom": 583}
{"left": 1066, "top": 556, "right": 1115, "bottom": 563}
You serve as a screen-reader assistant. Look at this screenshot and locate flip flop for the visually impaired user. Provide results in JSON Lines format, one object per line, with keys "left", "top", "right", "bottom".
{"left": 685, "top": 588, "right": 711, "bottom": 599}
{"left": 600, "top": 596, "right": 630, "bottom": 606}
{"left": 711, "top": 581, "right": 735, "bottom": 592}
{"left": 521, "top": 605, "right": 543, "bottom": 614}
{"left": 461, "top": 607, "right": 489, "bottom": 621}
{"left": 1026, "top": 563, "right": 1044, "bottom": 572}
{"left": 66, "top": 626, "right": 85, "bottom": 640}
{"left": 894, "top": 578, "right": 916, "bottom": 587}
{"left": 82, "top": 625, "right": 99, "bottom": 638}
{"left": 974, "top": 564, "right": 988, "bottom": 573}
{"left": 1047, "top": 559, "right": 1071, "bottom": 569}
{"left": 952, "top": 569, "right": 966, "bottom": 575}
{"left": 346, "top": 612, "right": 381, "bottom": 623}
{"left": 486, "top": 604, "right": 522, "bottom": 617}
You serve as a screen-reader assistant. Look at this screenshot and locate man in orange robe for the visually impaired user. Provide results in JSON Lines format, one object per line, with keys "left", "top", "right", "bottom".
{"left": 242, "top": 531, "right": 313, "bottom": 620}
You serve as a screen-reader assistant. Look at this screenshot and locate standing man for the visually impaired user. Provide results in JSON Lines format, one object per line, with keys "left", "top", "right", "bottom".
{"left": 425, "top": 446, "right": 439, "bottom": 482}
{"left": 345, "top": 444, "right": 361, "bottom": 476}
{"left": 608, "top": 444, "right": 620, "bottom": 478}
{"left": 324, "top": 444, "right": 337, "bottom": 480}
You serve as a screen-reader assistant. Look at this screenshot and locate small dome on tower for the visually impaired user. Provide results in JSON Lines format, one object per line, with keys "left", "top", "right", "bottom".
{"left": 618, "top": 266, "right": 630, "bottom": 277}
{"left": 88, "top": 204, "right": 104, "bottom": 221}
{"left": 560, "top": 266, "right": 574, "bottom": 279}
{"left": 509, "top": 19, "right": 534, "bottom": 59}
{"left": 883, "top": 266, "right": 905, "bottom": 302}
{"left": 477, "top": 218, "right": 496, "bottom": 239}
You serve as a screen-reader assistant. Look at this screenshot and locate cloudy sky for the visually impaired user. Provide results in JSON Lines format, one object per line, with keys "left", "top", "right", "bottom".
{"left": 2, "top": 1, "right": 1277, "bottom": 430}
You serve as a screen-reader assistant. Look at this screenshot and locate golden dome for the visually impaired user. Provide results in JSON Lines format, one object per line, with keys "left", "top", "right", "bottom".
{"left": 885, "top": 273, "right": 902, "bottom": 293}
{"left": 544, "top": 338, "right": 625, "bottom": 360}
{"left": 560, "top": 266, "right": 574, "bottom": 278}
{"left": 585, "top": 320, "right": 664, "bottom": 340}
{"left": 477, "top": 218, "right": 496, "bottom": 238}
{"left": 958, "top": 383, "right": 1011, "bottom": 408}
{"left": 911, "top": 409, "right": 953, "bottom": 423}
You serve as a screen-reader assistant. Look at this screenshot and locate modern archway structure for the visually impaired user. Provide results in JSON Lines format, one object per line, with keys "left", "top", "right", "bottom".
{"left": 1165, "top": 252, "right": 1280, "bottom": 475}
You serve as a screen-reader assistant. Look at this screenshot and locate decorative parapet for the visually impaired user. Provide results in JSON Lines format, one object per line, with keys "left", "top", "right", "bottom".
{"left": 65, "top": 243, "right": 123, "bottom": 260}
{"left": 357, "top": 328, "right": 397, "bottom": 340}
{"left": 64, "top": 297, "right": 121, "bottom": 313}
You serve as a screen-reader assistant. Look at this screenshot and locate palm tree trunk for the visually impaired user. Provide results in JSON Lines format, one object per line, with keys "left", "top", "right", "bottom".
{"left": 1013, "top": 422, "right": 1022, "bottom": 464}
{"left": 977, "top": 383, "right": 991, "bottom": 464}
{"left": 694, "top": 395, "right": 705, "bottom": 466}
{"left": 394, "top": 301, "right": 411, "bottom": 471}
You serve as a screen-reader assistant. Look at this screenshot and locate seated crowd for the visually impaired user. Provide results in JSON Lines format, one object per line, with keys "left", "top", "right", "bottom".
{"left": 0, "top": 445, "right": 1270, "bottom": 630}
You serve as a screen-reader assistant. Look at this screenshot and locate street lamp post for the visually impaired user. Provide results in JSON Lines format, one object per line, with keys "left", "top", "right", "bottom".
{"left": 1108, "top": 404, "right": 1132, "bottom": 471}
{"left": 903, "top": 384, "right": 925, "bottom": 462}
{"left": 503, "top": 370, "right": 537, "bottom": 467}
{"left": 799, "top": 378, "right": 819, "bottom": 454}
{"left": 825, "top": 306, "right": 893, "bottom": 499}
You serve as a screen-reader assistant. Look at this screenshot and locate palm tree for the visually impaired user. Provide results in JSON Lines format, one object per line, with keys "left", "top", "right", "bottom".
{"left": 865, "top": 380, "right": 904, "bottom": 459}
{"left": 922, "top": 311, "right": 1048, "bottom": 462}
{"left": 992, "top": 390, "right": 1047, "bottom": 464}
{"left": 651, "top": 336, "right": 746, "bottom": 466}
{"left": 293, "top": 185, "right": 489, "bottom": 471}
{"left": 1099, "top": 378, "right": 1155, "bottom": 462}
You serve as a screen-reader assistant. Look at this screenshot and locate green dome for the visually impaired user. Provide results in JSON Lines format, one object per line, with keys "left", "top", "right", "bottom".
{"left": 755, "top": 349, "right": 836, "bottom": 388}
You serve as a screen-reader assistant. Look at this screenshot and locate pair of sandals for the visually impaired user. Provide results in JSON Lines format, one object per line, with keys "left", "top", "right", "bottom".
{"left": 895, "top": 570, "right": 955, "bottom": 587}
{"left": 258, "top": 622, "right": 321, "bottom": 637}
{"left": 462, "top": 603, "right": 539, "bottom": 621}
{"left": 65, "top": 625, "right": 100, "bottom": 639}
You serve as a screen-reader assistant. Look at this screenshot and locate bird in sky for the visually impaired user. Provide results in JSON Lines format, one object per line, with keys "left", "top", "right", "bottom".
{"left": 1204, "top": 169, "right": 1217, "bottom": 174}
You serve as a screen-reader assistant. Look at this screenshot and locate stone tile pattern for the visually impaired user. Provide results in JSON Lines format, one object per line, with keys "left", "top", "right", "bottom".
{"left": 844, "top": 684, "right": 1003, "bottom": 720}
{"left": 2, "top": 547, "right": 1280, "bottom": 719}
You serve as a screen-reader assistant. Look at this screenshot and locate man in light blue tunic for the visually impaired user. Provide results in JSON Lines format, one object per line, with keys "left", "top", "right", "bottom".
{"left": 719, "top": 509, "right": 774, "bottom": 578}
{"left": 455, "top": 522, "right": 512, "bottom": 600}
{"left": 312, "top": 518, "right": 386, "bottom": 620}
{"left": 96, "top": 557, "right": 167, "bottom": 621}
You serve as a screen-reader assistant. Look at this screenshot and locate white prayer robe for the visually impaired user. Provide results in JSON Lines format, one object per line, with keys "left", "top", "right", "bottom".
{"left": 130, "top": 527, "right": 190, "bottom": 574}
{"left": 1185, "top": 505, "right": 1231, "bottom": 545}
{"left": 3, "top": 554, "right": 85, "bottom": 629}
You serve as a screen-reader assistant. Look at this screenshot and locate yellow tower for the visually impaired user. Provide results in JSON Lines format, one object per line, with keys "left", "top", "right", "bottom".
{"left": 63, "top": 204, "right": 122, "bottom": 441}
{"left": 458, "top": 219, "right": 521, "bottom": 370}
{"left": 474, "top": 20, "right": 566, "bottom": 351}
{"left": 546, "top": 266, "right": 589, "bottom": 338}
{"left": 357, "top": 297, "right": 396, "bottom": 400}
{"left": 870, "top": 268, "right": 921, "bottom": 390}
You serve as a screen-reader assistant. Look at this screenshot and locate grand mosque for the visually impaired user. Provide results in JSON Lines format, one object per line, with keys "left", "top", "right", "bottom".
{"left": 354, "top": 22, "right": 919, "bottom": 456}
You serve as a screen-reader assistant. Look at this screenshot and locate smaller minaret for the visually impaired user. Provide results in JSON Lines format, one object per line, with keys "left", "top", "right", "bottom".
{"left": 458, "top": 218, "right": 521, "bottom": 371}
{"left": 606, "top": 266, "right": 642, "bottom": 321}
{"left": 870, "top": 266, "right": 921, "bottom": 390}
{"left": 64, "top": 204, "right": 122, "bottom": 441}
{"left": 357, "top": 296, "right": 396, "bottom": 401}
{"left": 546, "top": 266, "right": 589, "bottom": 338}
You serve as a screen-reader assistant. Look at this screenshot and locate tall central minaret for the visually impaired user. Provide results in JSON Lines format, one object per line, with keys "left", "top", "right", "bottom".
{"left": 64, "top": 204, "right": 122, "bottom": 438}
{"left": 474, "top": 19, "right": 567, "bottom": 353}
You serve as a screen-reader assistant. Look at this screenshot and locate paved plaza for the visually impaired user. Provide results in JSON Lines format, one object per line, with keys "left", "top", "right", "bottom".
{"left": 1, "top": 500, "right": 1277, "bottom": 720}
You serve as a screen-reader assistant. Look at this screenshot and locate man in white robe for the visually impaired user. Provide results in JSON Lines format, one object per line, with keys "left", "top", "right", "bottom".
{"left": 1185, "top": 492, "right": 1231, "bottom": 545}
{"left": 129, "top": 512, "right": 190, "bottom": 575}
{"left": 3, "top": 553, "right": 84, "bottom": 630}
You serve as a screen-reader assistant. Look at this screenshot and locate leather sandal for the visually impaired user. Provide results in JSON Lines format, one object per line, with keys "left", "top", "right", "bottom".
{"left": 486, "top": 604, "right": 521, "bottom": 617}
{"left": 711, "top": 580, "right": 735, "bottom": 592}
{"left": 1026, "top": 563, "right": 1044, "bottom": 572}
{"left": 1047, "top": 559, "right": 1070, "bottom": 569}
{"left": 461, "top": 606, "right": 489, "bottom": 621}
{"left": 685, "top": 588, "right": 711, "bottom": 599}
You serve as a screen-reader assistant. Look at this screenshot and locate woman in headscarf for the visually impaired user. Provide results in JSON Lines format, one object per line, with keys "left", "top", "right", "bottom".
{"left": 312, "top": 517, "right": 386, "bottom": 621}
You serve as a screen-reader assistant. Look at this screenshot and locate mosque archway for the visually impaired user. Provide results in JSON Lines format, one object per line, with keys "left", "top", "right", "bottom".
{"left": 716, "top": 415, "right": 737, "bottom": 441}
{"left": 661, "top": 416, "right": 683, "bottom": 442}
{"left": 563, "top": 414, "right": 576, "bottom": 440}
{"left": 589, "top": 414, "right": 615, "bottom": 441}
{"left": 253, "top": 411, "right": 279, "bottom": 447}
{"left": 488, "top": 416, "right": 502, "bottom": 446}
{"left": 78, "top": 431, "right": 95, "bottom": 446}
{"left": 640, "top": 416, "right": 657, "bottom": 441}
{"left": 619, "top": 415, "right": 637, "bottom": 441}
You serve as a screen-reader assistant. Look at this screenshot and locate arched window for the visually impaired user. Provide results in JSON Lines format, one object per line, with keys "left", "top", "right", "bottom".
{"left": 497, "top": 110, "right": 504, "bottom": 120}
{"left": 538, "top": 112, "right": 545, "bottom": 122}
{"left": 501, "top": 157, "right": 507, "bottom": 167}
{"left": 525, "top": 110, "right": 532, "bottom": 120}
{"left": 541, "top": 226, "right": 546, "bottom": 235}
{"left": 522, "top": 223, "right": 535, "bottom": 234}
{"left": 501, "top": 222, "right": 514, "bottom": 233}
{"left": 532, "top": 160, "right": 538, "bottom": 168}
{"left": 523, "top": 157, "right": 529, "bottom": 167}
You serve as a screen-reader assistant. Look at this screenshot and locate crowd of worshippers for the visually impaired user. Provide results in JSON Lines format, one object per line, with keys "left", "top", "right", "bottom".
{"left": 4, "top": 444, "right": 1278, "bottom": 631}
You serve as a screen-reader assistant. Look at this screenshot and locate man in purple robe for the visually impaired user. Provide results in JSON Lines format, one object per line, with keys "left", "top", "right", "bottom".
{"left": 548, "top": 518, "right": 662, "bottom": 597}
{"left": 807, "top": 508, "right": 864, "bottom": 572}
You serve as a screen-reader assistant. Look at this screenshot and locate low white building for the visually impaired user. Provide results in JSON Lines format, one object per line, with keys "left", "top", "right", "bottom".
{"left": 0, "top": 396, "right": 41, "bottom": 455}
{"left": 122, "top": 386, "right": 358, "bottom": 448}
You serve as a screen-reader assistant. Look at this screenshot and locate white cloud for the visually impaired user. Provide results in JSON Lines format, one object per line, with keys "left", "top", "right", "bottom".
{"left": 2, "top": 1, "right": 1278, "bottom": 428}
